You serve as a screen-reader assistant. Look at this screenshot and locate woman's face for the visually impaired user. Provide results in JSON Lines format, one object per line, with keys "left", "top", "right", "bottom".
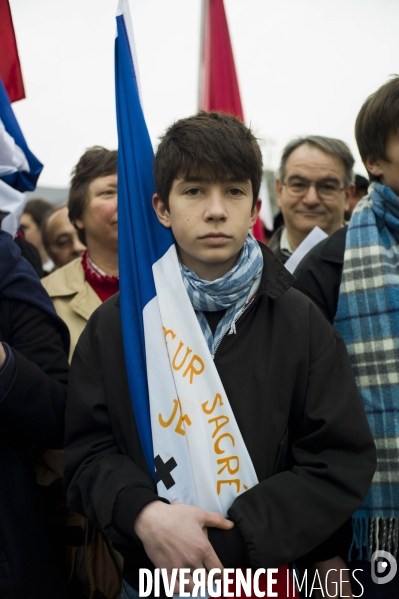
{"left": 75, "top": 173, "right": 118, "bottom": 253}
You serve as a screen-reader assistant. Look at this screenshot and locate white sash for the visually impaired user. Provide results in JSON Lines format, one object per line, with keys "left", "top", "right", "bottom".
{"left": 143, "top": 245, "right": 258, "bottom": 515}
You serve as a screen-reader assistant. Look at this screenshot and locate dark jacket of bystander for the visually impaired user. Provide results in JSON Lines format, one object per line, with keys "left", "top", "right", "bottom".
{"left": 0, "top": 230, "right": 69, "bottom": 599}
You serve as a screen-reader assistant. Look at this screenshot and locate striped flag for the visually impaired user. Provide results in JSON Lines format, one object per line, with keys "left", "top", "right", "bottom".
{"left": 0, "top": 74, "right": 42, "bottom": 235}
{"left": 0, "top": 79, "right": 43, "bottom": 192}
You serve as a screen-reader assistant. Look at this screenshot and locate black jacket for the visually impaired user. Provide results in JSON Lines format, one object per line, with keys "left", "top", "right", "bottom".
{"left": 0, "top": 299, "right": 69, "bottom": 599}
{"left": 294, "top": 226, "right": 347, "bottom": 323}
{"left": 64, "top": 244, "right": 375, "bottom": 591}
{"left": 0, "top": 231, "right": 69, "bottom": 598}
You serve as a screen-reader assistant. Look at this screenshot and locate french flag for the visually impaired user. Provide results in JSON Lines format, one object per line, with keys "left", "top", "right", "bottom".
{"left": 115, "top": 0, "right": 172, "bottom": 479}
{"left": 0, "top": 0, "right": 42, "bottom": 193}
{"left": 0, "top": 78, "right": 43, "bottom": 193}
{"left": 0, "top": 78, "right": 43, "bottom": 235}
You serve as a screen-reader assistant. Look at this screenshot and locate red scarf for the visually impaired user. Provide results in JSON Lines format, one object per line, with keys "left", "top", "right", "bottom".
{"left": 81, "top": 250, "right": 119, "bottom": 302}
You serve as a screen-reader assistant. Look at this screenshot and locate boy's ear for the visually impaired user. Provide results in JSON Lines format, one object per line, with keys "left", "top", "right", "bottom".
{"left": 250, "top": 199, "right": 262, "bottom": 226}
{"left": 152, "top": 193, "right": 171, "bottom": 228}
{"left": 364, "top": 156, "right": 383, "bottom": 179}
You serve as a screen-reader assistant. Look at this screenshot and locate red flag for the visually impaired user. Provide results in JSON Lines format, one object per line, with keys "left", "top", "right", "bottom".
{"left": 199, "top": 0, "right": 265, "bottom": 241}
{"left": 200, "top": 0, "right": 244, "bottom": 119}
{"left": 0, "top": 0, "right": 25, "bottom": 102}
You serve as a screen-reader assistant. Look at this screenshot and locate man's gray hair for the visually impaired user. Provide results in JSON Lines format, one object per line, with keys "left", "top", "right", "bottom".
{"left": 279, "top": 136, "right": 355, "bottom": 187}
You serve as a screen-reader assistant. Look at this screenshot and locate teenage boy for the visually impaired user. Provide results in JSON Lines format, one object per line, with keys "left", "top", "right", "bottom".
{"left": 64, "top": 112, "right": 376, "bottom": 597}
{"left": 295, "top": 77, "right": 399, "bottom": 597}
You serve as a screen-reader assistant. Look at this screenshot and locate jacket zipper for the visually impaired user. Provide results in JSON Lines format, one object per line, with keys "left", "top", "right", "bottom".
{"left": 211, "top": 295, "right": 257, "bottom": 360}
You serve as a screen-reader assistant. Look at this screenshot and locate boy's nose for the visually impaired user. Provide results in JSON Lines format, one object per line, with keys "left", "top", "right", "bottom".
{"left": 205, "top": 192, "right": 227, "bottom": 220}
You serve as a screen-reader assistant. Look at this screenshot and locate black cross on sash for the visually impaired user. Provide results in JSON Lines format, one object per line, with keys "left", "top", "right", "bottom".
{"left": 154, "top": 455, "right": 177, "bottom": 490}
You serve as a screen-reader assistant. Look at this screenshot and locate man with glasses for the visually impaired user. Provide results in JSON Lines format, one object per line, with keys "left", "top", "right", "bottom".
{"left": 270, "top": 136, "right": 355, "bottom": 264}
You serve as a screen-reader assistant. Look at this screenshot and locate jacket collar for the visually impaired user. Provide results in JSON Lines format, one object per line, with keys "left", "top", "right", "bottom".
{"left": 69, "top": 284, "right": 101, "bottom": 321}
{"left": 43, "top": 257, "right": 101, "bottom": 320}
{"left": 43, "top": 258, "right": 86, "bottom": 297}
{"left": 257, "top": 242, "right": 295, "bottom": 299}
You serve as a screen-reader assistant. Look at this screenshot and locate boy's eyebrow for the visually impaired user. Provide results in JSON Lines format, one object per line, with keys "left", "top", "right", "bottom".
{"left": 178, "top": 176, "right": 250, "bottom": 184}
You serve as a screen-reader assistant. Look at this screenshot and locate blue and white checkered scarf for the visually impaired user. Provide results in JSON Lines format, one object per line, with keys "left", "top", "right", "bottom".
{"left": 179, "top": 233, "right": 263, "bottom": 354}
{"left": 334, "top": 183, "right": 399, "bottom": 559}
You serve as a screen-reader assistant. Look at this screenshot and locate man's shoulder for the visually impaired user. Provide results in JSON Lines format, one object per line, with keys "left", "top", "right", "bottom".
{"left": 293, "top": 227, "right": 347, "bottom": 323}
{"left": 42, "top": 258, "right": 84, "bottom": 297}
{"left": 299, "top": 225, "right": 347, "bottom": 268}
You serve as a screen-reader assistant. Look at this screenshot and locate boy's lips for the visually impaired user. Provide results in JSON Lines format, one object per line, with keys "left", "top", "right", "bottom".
{"left": 199, "top": 233, "right": 231, "bottom": 239}
{"left": 199, "top": 234, "right": 232, "bottom": 245}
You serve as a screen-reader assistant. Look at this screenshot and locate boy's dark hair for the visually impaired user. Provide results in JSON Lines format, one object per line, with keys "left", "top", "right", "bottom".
{"left": 355, "top": 76, "right": 399, "bottom": 182}
{"left": 68, "top": 146, "right": 117, "bottom": 244}
{"left": 154, "top": 111, "right": 263, "bottom": 209}
{"left": 23, "top": 198, "right": 53, "bottom": 227}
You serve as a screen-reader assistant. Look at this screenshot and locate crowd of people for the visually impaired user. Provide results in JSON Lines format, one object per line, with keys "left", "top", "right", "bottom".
{"left": 1, "top": 75, "right": 399, "bottom": 599}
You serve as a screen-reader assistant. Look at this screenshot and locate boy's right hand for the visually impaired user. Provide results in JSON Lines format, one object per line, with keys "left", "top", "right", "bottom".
{"left": 134, "top": 500, "right": 234, "bottom": 592}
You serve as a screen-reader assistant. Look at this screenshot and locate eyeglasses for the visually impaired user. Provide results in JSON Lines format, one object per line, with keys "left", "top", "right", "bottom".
{"left": 283, "top": 178, "right": 345, "bottom": 201}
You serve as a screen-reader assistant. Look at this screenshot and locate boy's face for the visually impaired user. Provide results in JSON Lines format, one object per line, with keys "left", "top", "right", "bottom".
{"left": 153, "top": 177, "right": 260, "bottom": 281}
{"left": 366, "top": 133, "right": 399, "bottom": 196}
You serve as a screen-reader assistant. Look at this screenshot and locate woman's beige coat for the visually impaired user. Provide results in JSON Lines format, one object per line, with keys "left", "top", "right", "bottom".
{"left": 42, "top": 258, "right": 101, "bottom": 362}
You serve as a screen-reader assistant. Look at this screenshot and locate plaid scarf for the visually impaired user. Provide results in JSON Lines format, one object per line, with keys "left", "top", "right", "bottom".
{"left": 179, "top": 233, "right": 263, "bottom": 354}
{"left": 334, "top": 182, "right": 399, "bottom": 559}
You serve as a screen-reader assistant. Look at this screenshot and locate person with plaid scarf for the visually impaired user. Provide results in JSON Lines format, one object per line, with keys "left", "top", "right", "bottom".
{"left": 295, "top": 77, "right": 399, "bottom": 598}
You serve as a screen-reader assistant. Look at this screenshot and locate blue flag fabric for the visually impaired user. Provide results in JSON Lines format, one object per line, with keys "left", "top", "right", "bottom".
{"left": 115, "top": 8, "right": 173, "bottom": 478}
{"left": 0, "top": 78, "right": 43, "bottom": 192}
